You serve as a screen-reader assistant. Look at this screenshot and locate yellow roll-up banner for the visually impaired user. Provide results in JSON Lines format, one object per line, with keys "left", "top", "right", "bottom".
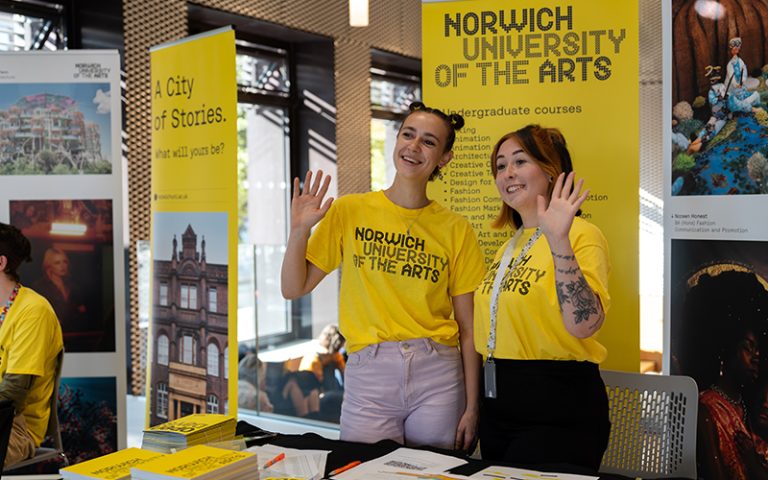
{"left": 147, "top": 27, "right": 238, "bottom": 425}
{"left": 423, "top": 1, "right": 639, "bottom": 371}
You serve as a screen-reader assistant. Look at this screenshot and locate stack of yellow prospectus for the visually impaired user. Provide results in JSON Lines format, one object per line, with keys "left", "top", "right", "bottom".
{"left": 142, "top": 414, "right": 237, "bottom": 454}
{"left": 60, "top": 447, "right": 166, "bottom": 480}
{"left": 131, "top": 444, "right": 258, "bottom": 480}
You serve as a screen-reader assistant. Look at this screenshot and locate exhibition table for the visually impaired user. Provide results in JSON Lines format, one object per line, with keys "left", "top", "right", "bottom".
{"left": 241, "top": 423, "right": 643, "bottom": 480}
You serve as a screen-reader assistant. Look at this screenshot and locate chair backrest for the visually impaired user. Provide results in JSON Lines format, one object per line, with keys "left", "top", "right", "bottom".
{"left": 599, "top": 370, "right": 698, "bottom": 479}
{"left": 4, "top": 349, "right": 67, "bottom": 472}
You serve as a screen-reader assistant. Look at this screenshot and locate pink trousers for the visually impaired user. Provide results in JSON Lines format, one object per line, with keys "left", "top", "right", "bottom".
{"left": 340, "top": 338, "right": 465, "bottom": 449}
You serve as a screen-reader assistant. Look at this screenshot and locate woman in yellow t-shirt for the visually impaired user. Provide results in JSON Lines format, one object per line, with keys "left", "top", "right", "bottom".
{"left": 474, "top": 125, "right": 611, "bottom": 470}
{"left": 281, "top": 102, "right": 485, "bottom": 451}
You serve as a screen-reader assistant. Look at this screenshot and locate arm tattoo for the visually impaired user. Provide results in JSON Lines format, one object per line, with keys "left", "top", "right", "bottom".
{"left": 551, "top": 251, "right": 576, "bottom": 261}
{"left": 555, "top": 277, "right": 599, "bottom": 324}
{"left": 556, "top": 265, "right": 580, "bottom": 275}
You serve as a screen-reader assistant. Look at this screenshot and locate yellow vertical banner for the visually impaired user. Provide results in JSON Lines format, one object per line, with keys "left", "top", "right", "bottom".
{"left": 423, "top": 1, "right": 639, "bottom": 371}
{"left": 147, "top": 27, "right": 238, "bottom": 425}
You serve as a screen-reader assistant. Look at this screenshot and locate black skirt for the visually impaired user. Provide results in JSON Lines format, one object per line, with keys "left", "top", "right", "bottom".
{"left": 479, "top": 359, "right": 610, "bottom": 471}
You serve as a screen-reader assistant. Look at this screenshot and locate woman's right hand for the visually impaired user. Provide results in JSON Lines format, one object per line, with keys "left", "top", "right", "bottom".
{"left": 291, "top": 170, "right": 334, "bottom": 231}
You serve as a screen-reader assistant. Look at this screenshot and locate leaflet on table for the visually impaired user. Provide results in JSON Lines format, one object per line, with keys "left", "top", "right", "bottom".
{"left": 468, "top": 466, "right": 598, "bottom": 480}
{"left": 333, "top": 447, "right": 468, "bottom": 480}
{"left": 245, "top": 443, "right": 329, "bottom": 480}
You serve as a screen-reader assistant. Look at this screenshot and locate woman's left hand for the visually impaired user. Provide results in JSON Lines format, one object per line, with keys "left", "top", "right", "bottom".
{"left": 537, "top": 171, "right": 588, "bottom": 241}
{"left": 454, "top": 406, "right": 478, "bottom": 452}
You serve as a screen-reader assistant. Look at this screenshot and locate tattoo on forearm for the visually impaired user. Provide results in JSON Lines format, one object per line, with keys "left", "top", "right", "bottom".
{"left": 551, "top": 251, "right": 576, "bottom": 261}
{"left": 556, "top": 265, "right": 580, "bottom": 275}
{"left": 555, "top": 277, "right": 599, "bottom": 324}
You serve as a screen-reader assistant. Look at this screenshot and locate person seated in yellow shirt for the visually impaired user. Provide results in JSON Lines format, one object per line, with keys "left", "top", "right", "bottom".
{"left": 0, "top": 223, "right": 64, "bottom": 466}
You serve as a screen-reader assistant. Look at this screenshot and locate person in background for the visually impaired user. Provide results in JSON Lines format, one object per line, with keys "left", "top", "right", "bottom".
{"left": 297, "top": 324, "right": 346, "bottom": 390}
{"left": 281, "top": 101, "right": 485, "bottom": 450}
{"left": 280, "top": 324, "right": 347, "bottom": 419}
{"left": 0, "top": 223, "right": 63, "bottom": 466}
{"left": 238, "top": 353, "right": 274, "bottom": 413}
{"left": 474, "top": 125, "right": 611, "bottom": 470}
{"left": 32, "top": 247, "right": 88, "bottom": 332}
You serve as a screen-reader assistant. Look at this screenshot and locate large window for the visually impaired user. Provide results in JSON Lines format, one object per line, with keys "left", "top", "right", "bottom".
{"left": 370, "top": 51, "right": 421, "bottom": 192}
{"left": 0, "top": 1, "right": 66, "bottom": 51}
{"left": 189, "top": 6, "right": 339, "bottom": 424}
{"left": 234, "top": 38, "right": 293, "bottom": 348}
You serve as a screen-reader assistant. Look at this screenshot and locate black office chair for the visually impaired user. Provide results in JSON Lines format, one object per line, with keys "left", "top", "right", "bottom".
{"left": 4, "top": 350, "right": 68, "bottom": 473}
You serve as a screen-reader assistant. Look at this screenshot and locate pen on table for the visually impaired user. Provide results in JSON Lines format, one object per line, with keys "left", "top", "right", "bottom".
{"left": 262, "top": 452, "right": 286, "bottom": 469}
{"left": 328, "top": 460, "right": 362, "bottom": 476}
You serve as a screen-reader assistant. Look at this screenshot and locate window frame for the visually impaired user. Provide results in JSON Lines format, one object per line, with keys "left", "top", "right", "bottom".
{"left": 156, "top": 383, "right": 168, "bottom": 419}
{"left": 208, "top": 286, "right": 217, "bottom": 313}
{"left": 207, "top": 394, "right": 219, "bottom": 414}
{"left": 0, "top": 0, "right": 68, "bottom": 51}
{"left": 207, "top": 342, "right": 219, "bottom": 377}
{"left": 157, "top": 334, "right": 169, "bottom": 366}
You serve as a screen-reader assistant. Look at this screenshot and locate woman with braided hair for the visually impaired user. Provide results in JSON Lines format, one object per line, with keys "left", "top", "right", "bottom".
{"left": 281, "top": 101, "right": 485, "bottom": 450}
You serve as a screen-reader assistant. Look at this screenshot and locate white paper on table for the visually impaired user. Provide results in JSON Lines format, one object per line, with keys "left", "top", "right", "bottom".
{"left": 468, "top": 465, "right": 599, "bottom": 480}
{"left": 245, "top": 443, "right": 330, "bottom": 480}
{"left": 334, "top": 447, "right": 468, "bottom": 480}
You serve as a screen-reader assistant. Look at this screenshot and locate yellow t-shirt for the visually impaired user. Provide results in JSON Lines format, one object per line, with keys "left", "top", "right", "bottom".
{"left": 0, "top": 286, "right": 63, "bottom": 444}
{"left": 474, "top": 218, "right": 610, "bottom": 363}
{"left": 307, "top": 191, "right": 486, "bottom": 353}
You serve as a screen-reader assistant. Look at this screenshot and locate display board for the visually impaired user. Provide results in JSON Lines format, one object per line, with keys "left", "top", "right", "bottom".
{"left": 0, "top": 50, "right": 126, "bottom": 459}
{"left": 422, "top": 0, "right": 640, "bottom": 371}
{"left": 147, "top": 27, "right": 238, "bottom": 426}
{"left": 665, "top": 1, "right": 768, "bottom": 477}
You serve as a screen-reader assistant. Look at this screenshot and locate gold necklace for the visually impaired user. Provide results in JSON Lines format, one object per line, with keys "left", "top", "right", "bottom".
{"left": 399, "top": 206, "right": 426, "bottom": 236}
{"left": 710, "top": 384, "right": 747, "bottom": 424}
{"left": 383, "top": 190, "right": 427, "bottom": 236}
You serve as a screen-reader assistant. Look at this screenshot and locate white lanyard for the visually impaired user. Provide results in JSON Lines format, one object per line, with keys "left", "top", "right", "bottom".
{"left": 486, "top": 227, "right": 541, "bottom": 359}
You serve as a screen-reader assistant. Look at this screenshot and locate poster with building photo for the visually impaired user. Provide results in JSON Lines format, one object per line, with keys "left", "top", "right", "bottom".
{"left": 10, "top": 199, "right": 115, "bottom": 353}
{"left": 148, "top": 27, "right": 238, "bottom": 425}
{"left": 0, "top": 50, "right": 126, "bottom": 454}
{"left": 149, "top": 212, "right": 229, "bottom": 426}
{"left": 0, "top": 83, "right": 113, "bottom": 175}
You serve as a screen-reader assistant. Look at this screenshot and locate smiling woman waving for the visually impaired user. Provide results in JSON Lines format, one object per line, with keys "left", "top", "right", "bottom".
{"left": 474, "top": 125, "right": 611, "bottom": 470}
{"left": 281, "top": 102, "right": 485, "bottom": 451}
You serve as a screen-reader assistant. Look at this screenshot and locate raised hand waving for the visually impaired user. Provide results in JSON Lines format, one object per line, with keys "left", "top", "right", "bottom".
{"left": 291, "top": 170, "right": 334, "bottom": 232}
